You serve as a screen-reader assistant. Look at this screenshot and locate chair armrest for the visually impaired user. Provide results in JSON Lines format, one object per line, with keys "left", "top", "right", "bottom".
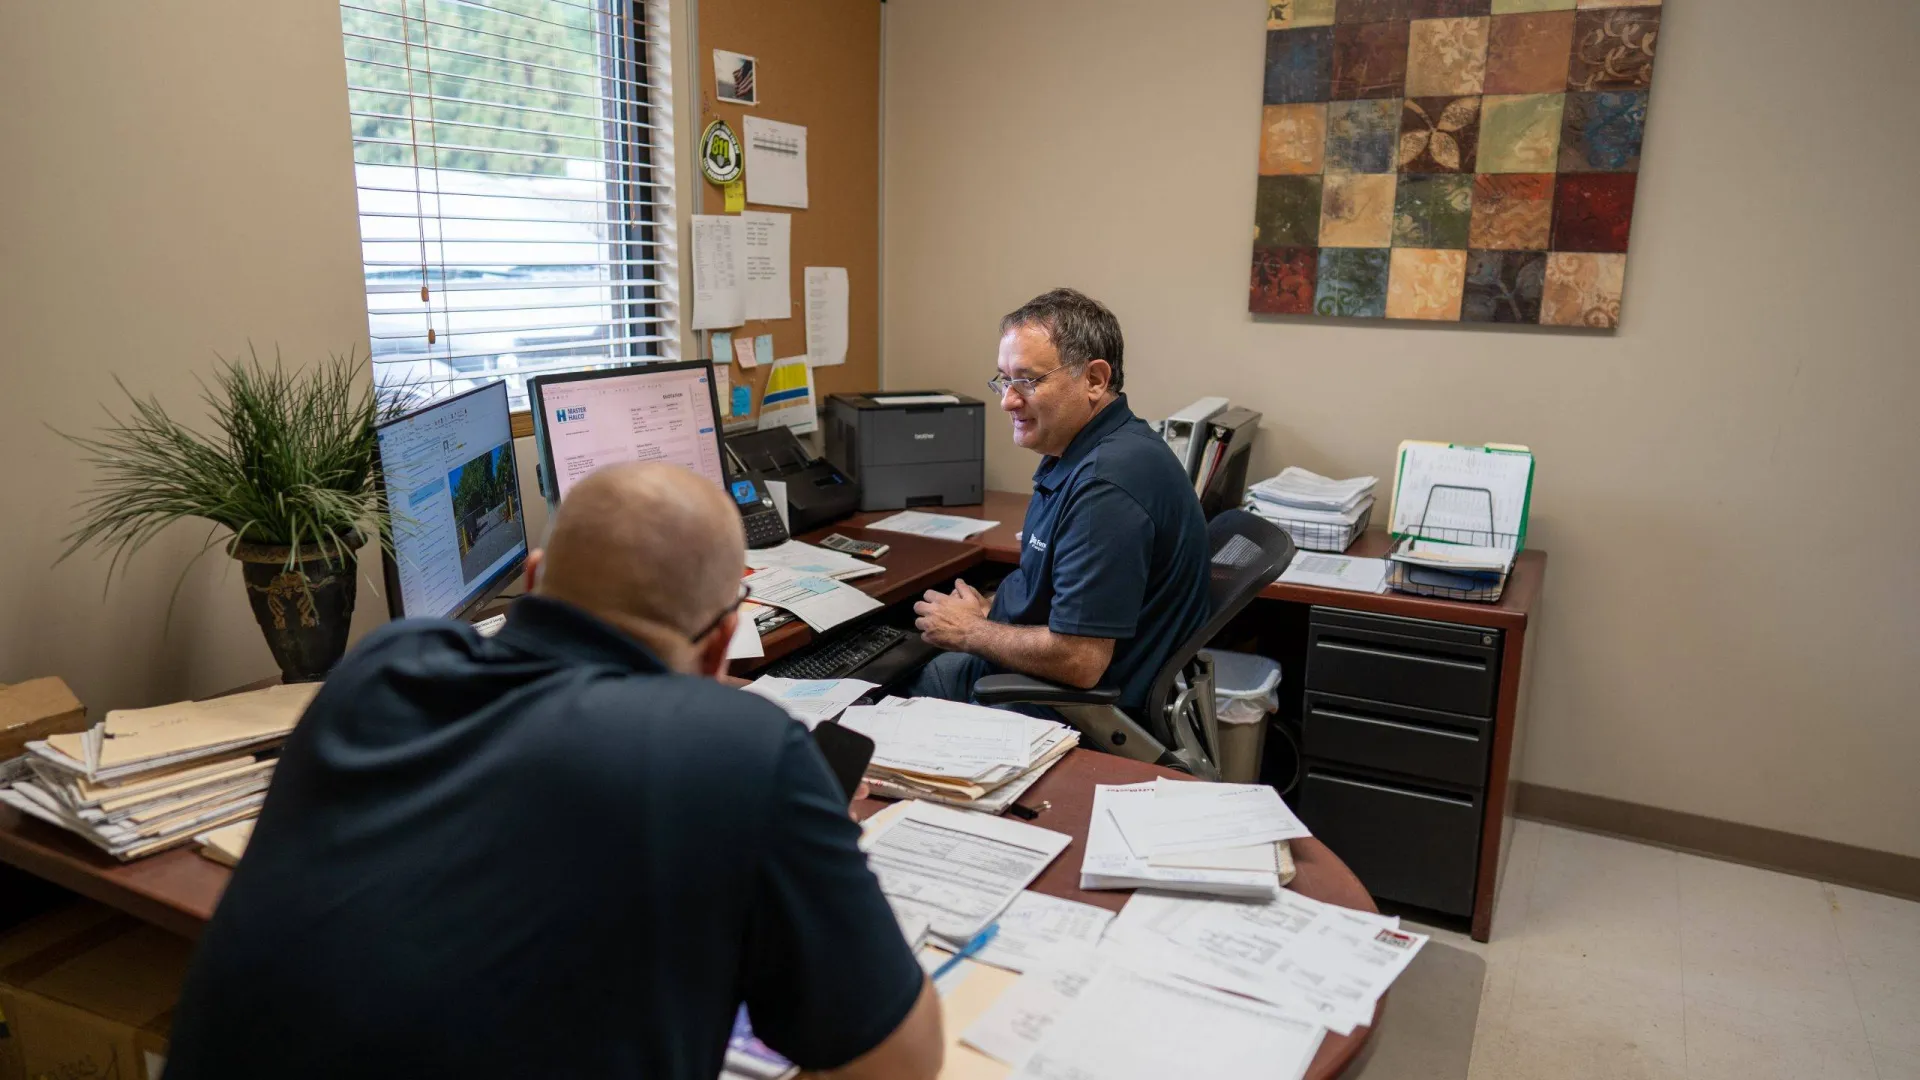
{"left": 972, "top": 673, "right": 1123, "bottom": 707}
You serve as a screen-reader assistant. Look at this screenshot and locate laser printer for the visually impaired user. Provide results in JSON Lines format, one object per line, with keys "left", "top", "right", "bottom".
{"left": 825, "top": 391, "right": 984, "bottom": 510}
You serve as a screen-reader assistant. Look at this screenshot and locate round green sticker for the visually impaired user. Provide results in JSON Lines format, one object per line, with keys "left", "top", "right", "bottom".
{"left": 700, "top": 119, "right": 743, "bottom": 185}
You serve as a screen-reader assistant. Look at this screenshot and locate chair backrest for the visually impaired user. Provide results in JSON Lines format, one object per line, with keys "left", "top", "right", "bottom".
{"left": 1139, "top": 509, "right": 1298, "bottom": 746}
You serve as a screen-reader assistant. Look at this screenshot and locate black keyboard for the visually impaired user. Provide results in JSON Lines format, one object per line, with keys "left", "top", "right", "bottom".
{"left": 764, "top": 624, "right": 909, "bottom": 681}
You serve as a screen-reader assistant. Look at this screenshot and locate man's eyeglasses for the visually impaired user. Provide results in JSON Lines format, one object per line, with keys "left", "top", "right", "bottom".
{"left": 690, "top": 581, "right": 752, "bottom": 642}
{"left": 987, "top": 360, "right": 1088, "bottom": 400}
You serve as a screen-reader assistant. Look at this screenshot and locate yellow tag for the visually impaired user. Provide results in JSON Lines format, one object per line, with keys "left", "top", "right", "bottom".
{"left": 723, "top": 180, "right": 745, "bottom": 213}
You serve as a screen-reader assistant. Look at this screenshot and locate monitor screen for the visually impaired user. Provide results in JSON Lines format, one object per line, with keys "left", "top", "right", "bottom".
{"left": 530, "top": 362, "right": 727, "bottom": 505}
{"left": 375, "top": 382, "right": 529, "bottom": 621}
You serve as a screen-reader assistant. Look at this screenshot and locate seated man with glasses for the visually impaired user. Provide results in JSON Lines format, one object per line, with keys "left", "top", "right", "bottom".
{"left": 165, "top": 462, "right": 942, "bottom": 1080}
{"left": 910, "top": 288, "right": 1210, "bottom": 718}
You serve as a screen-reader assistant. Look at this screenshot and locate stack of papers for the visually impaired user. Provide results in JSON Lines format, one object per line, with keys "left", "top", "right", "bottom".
{"left": 1, "top": 682, "right": 318, "bottom": 861}
{"left": 865, "top": 510, "right": 999, "bottom": 543}
{"left": 1106, "top": 889, "right": 1426, "bottom": 1037}
{"left": 1390, "top": 538, "right": 1515, "bottom": 574}
{"left": 860, "top": 801, "right": 1073, "bottom": 943}
{"left": 1247, "top": 467, "right": 1376, "bottom": 521}
{"left": 1245, "top": 468, "right": 1378, "bottom": 552}
{"left": 1277, "top": 553, "right": 1391, "bottom": 594}
{"left": 740, "top": 677, "right": 876, "bottom": 728}
{"left": 741, "top": 566, "right": 884, "bottom": 633}
{"left": 743, "top": 539, "right": 883, "bottom": 582}
{"left": 840, "top": 697, "right": 1078, "bottom": 815}
{"left": 1080, "top": 781, "right": 1305, "bottom": 899}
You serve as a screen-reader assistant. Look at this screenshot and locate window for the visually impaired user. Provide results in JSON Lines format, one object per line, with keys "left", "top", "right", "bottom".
{"left": 340, "top": 0, "right": 676, "bottom": 410}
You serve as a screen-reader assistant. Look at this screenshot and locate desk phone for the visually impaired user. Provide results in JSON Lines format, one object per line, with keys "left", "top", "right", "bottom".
{"left": 729, "top": 477, "right": 790, "bottom": 549}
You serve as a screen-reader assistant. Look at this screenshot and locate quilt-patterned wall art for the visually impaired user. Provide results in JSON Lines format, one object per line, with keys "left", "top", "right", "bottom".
{"left": 1249, "top": 0, "right": 1659, "bottom": 328}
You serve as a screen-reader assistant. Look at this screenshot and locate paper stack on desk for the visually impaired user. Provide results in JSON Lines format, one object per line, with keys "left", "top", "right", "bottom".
{"left": 840, "top": 698, "right": 1078, "bottom": 814}
{"left": 1080, "top": 780, "right": 1305, "bottom": 899}
{"left": 741, "top": 565, "right": 884, "bottom": 632}
{"left": 0, "top": 683, "right": 317, "bottom": 861}
{"left": 1244, "top": 468, "right": 1378, "bottom": 552}
{"left": 741, "top": 677, "right": 876, "bottom": 728}
{"left": 743, "top": 539, "right": 883, "bottom": 581}
{"left": 860, "top": 800, "right": 1073, "bottom": 942}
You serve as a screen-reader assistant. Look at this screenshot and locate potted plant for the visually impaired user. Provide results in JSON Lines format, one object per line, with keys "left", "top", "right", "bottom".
{"left": 59, "top": 348, "right": 396, "bottom": 683}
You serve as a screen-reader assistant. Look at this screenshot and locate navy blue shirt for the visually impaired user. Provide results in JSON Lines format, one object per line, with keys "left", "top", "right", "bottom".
{"left": 165, "top": 596, "right": 923, "bottom": 1080}
{"left": 990, "top": 393, "right": 1210, "bottom": 712}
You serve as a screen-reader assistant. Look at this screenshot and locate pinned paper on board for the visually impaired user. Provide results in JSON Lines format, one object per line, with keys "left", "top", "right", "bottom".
{"left": 690, "top": 215, "right": 745, "bottom": 330}
{"left": 743, "top": 116, "right": 808, "bottom": 209}
{"left": 710, "top": 330, "right": 732, "bottom": 367}
{"left": 758, "top": 356, "right": 817, "bottom": 435}
{"left": 754, "top": 334, "right": 774, "bottom": 368}
{"left": 733, "top": 335, "right": 758, "bottom": 370}
{"left": 731, "top": 385, "right": 751, "bottom": 417}
{"left": 723, "top": 180, "right": 745, "bottom": 213}
{"left": 805, "top": 267, "right": 848, "bottom": 368}
{"left": 714, "top": 50, "right": 757, "bottom": 106}
{"left": 741, "top": 211, "right": 791, "bottom": 320}
{"left": 713, "top": 366, "right": 731, "bottom": 415}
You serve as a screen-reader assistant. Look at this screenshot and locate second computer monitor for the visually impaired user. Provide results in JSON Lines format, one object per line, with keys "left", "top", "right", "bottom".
{"left": 529, "top": 361, "right": 728, "bottom": 507}
{"left": 375, "top": 380, "right": 529, "bottom": 621}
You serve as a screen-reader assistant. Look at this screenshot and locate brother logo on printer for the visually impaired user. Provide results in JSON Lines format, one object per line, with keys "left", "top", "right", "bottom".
{"left": 913, "top": 432, "right": 935, "bottom": 441}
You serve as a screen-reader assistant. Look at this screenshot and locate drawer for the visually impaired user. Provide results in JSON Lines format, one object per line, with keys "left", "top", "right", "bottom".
{"left": 1303, "top": 692, "right": 1492, "bottom": 790}
{"left": 1306, "top": 609, "right": 1501, "bottom": 718}
{"left": 1300, "top": 769, "right": 1483, "bottom": 917}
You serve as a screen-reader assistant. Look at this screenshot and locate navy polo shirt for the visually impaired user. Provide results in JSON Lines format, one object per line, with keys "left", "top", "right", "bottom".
{"left": 165, "top": 595, "right": 923, "bottom": 1080}
{"left": 990, "top": 393, "right": 1210, "bottom": 713}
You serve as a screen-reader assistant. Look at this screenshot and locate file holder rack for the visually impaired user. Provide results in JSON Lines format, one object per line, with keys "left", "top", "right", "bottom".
{"left": 1385, "top": 484, "right": 1513, "bottom": 603}
{"left": 1252, "top": 501, "right": 1372, "bottom": 553}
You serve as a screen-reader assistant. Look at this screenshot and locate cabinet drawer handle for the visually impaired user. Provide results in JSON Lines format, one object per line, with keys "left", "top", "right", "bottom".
{"left": 1313, "top": 772, "right": 1476, "bottom": 808}
{"left": 1319, "top": 641, "right": 1486, "bottom": 672}
{"left": 1312, "top": 708, "right": 1479, "bottom": 743}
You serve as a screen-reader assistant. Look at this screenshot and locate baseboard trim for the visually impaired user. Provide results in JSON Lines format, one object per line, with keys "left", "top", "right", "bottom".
{"left": 1514, "top": 782, "right": 1920, "bottom": 902}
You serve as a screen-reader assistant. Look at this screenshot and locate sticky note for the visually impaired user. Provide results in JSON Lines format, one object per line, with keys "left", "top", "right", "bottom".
{"left": 723, "top": 180, "right": 745, "bottom": 213}
{"left": 731, "top": 385, "right": 751, "bottom": 416}
{"left": 711, "top": 330, "right": 732, "bottom": 365}
{"left": 734, "top": 335, "right": 758, "bottom": 369}
{"left": 754, "top": 334, "right": 774, "bottom": 368}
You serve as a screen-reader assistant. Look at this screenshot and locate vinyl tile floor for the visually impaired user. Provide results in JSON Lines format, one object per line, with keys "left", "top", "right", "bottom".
{"left": 1399, "top": 820, "right": 1920, "bottom": 1080}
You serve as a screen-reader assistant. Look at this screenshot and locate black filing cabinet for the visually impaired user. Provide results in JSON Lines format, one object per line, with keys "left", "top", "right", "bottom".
{"left": 1298, "top": 608, "right": 1502, "bottom": 917}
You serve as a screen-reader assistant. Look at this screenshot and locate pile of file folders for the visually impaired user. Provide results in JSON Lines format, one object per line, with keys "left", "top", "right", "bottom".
{"left": 1243, "top": 467, "right": 1378, "bottom": 552}
{"left": 838, "top": 697, "right": 1078, "bottom": 815}
{"left": 0, "top": 683, "right": 317, "bottom": 861}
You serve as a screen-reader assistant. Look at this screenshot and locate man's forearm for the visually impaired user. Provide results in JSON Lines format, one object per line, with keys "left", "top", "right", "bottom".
{"left": 963, "top": 620, "right": 1111, "bottom": 689}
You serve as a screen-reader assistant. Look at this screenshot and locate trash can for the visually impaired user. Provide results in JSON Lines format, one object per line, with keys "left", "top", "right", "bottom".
{"left": 1207, "top": 650, "right": 1283, "bottom": 784}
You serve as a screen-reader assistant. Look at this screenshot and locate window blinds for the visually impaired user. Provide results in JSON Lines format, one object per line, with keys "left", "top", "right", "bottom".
{"left": 341, "top": 0, "right": 677, "bottom": 409}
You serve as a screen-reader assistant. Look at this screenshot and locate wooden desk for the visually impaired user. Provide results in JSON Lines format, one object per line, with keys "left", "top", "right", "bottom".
{"left": 856, "top": 749, "right": 1380, "bottom": 1080}
{"left": 914, "top": 492, "right": 1545, "bottom": 942}
{"left": 734, "top": 525, "right": 983, "bottom": 671}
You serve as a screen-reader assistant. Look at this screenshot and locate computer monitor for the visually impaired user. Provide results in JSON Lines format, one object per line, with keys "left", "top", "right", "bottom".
{"left": 528, "top": 361, "right": 728, "bottom": 508}
{"left": 375, "top": 381, "right": 530, "bottom": 621}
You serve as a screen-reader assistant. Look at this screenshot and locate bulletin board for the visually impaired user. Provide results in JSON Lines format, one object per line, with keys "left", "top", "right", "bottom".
{"left": 698, "top": 0, "right": 881, "bottom": 424}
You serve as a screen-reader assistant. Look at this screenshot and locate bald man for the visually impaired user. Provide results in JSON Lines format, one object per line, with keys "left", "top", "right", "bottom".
{"left": 164, "top": 463, "right": 942, "bottom": 1080}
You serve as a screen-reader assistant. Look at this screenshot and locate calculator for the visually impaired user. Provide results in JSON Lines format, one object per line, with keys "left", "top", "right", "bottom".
{"left": 818, "top": 533, "right": 889, "bottom": 560}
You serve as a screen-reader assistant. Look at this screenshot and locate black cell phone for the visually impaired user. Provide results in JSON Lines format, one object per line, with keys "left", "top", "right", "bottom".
{"left": 810, "top": 722, "right": 875, "bottom": 804}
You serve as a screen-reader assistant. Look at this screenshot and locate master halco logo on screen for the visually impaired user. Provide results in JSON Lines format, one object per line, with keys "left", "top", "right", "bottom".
{"left": 555, "top": 406, "right": 586, "bottom": 423}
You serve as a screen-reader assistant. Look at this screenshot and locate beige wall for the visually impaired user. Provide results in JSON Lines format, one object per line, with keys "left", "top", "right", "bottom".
{"left": 0, "top": 0, "right": 702, "bottom": 715}
{"left": 882, "top": 0, "right": 1920, "bottom": 856}
{"left": 0, "top": 0, "right": 376, "bottom": 711}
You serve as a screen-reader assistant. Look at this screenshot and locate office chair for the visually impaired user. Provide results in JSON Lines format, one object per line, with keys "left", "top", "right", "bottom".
{"left": 972, "top": 509, "right": 1298, "bottom": 781}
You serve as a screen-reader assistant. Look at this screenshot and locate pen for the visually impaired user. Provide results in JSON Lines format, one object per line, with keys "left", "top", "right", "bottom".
{"left": 931, "top": 923, "right": 1000, "bottom": 982}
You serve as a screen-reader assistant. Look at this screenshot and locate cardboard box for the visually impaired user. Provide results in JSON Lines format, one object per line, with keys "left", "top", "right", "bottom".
{"left": 0, "top": 904, "right": 187, "bottom": 1080}
{"left": 0, "top": 679, "right": 87, "bottom": 763}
